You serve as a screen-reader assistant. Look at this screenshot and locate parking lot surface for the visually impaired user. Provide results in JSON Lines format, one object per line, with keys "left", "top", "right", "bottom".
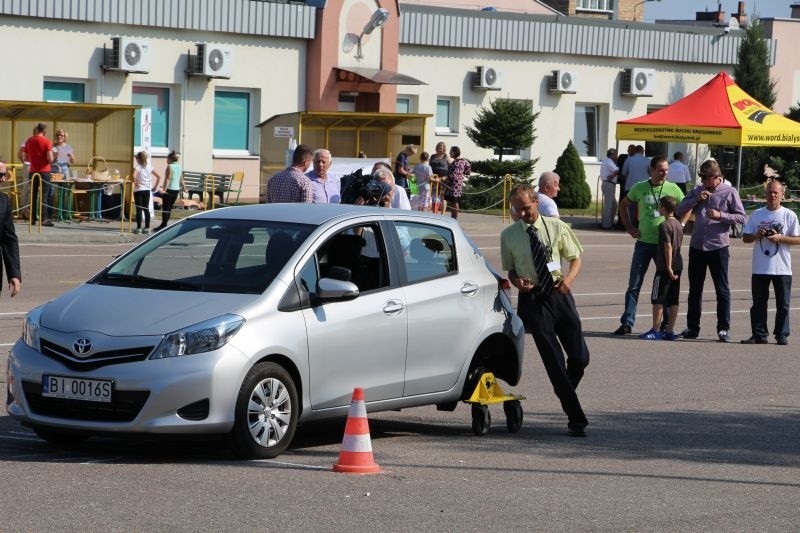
{"left": 1, "top": 212, "right": 798, "bottom": 531}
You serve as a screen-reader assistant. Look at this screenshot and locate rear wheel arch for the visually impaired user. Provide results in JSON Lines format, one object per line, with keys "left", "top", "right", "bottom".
{"left": 460, "top": 333, "right": 521, "bottom": 400}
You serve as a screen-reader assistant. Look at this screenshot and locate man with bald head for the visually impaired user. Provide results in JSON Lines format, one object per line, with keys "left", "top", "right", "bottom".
{"left": 537, "top": 171, "right": 561, "bottom": 218}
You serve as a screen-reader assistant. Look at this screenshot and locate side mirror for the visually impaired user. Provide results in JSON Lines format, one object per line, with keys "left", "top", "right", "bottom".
{"left": 318, "top": 277, "right": 359, "bottom": 301}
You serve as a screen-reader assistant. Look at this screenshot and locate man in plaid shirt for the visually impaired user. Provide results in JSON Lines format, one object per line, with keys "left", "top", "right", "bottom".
{"left": 265, "top": 144, "right": 314, "bottom": 203}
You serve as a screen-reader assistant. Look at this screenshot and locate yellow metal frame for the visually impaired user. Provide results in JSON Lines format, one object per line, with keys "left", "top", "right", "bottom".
{"left": 465, "top": 372, "right": 525, "bottom": 406}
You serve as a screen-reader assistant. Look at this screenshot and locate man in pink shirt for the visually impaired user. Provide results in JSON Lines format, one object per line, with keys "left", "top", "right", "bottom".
{"left": 18, "top": 122, "right": 55, "bottom": 226}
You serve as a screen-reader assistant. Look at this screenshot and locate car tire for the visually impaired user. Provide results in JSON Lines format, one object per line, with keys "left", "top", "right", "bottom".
{"left": 230, "top": 362, "right": 298, "bottom": 459}
{"left": 32, "top": 426, "right": 90, "bottom": 446}
{"left": 462, "top": 364, "right": 487, "bottom": 400}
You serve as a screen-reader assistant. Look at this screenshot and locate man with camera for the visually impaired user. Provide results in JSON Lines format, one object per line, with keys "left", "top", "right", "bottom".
{"left": 675, "top": 159, "right": 746, "bottom": 342}
{"left": 740, "top": 179, "right": 800, "bottom": 345}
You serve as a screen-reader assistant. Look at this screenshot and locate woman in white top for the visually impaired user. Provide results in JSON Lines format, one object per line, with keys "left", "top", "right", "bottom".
{"left": 133, "top": 151, "right": 161, "bottom": 234}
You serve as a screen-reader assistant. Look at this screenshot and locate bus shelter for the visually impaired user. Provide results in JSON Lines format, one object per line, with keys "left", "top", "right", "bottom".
{"left": 0, "top": 100, "right": 139, "bottom": 223}
{"left": 0, "top": 100, "right": 139, "bottom": 178}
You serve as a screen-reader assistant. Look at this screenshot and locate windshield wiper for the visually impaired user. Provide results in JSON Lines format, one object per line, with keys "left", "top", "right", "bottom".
{"left": 102, "top": 273, "right": 202, "bottom": 291}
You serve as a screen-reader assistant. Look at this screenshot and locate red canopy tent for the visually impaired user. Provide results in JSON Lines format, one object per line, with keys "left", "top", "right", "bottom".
{"left": 616, "top": 71, "right": 800, "bottom": 188}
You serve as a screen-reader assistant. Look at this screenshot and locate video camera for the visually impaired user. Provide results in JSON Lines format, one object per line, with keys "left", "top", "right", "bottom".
{"left": 340, "top": 169, "right": 392, "bottom": 207}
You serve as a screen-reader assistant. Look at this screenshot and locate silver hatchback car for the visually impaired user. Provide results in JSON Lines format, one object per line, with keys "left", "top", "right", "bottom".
{"left": 7, "top": 203, "right": 524, "bottom": 458}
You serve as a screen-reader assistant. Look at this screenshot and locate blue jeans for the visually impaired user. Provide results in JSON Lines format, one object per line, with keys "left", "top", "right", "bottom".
{"left": 686, "top": 246, "right": 731, "bottom": 333}
{"left": 620, "top": 240, "right": 658, "bottom": 327}
{"left": 750, "top": 274, "right": 792, "bottom": 339}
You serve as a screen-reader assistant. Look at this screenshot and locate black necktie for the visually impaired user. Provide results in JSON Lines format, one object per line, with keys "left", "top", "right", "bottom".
{"left": 527, "top": 225, "right": 555, "bottom": 299}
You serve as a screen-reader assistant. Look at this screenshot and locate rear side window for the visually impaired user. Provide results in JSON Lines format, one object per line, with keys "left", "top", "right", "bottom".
{"left": 394, "top": 222, "right": 456, "bottom": 283}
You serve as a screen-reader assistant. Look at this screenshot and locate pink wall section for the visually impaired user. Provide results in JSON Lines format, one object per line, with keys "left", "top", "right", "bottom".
{"left": 306, "top": 0, "right": 400, "bottom": 112}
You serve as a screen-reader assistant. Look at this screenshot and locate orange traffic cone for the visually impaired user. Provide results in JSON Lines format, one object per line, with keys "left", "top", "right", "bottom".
{"left": 333, "top": 387, "right": 381, "bottom": 474}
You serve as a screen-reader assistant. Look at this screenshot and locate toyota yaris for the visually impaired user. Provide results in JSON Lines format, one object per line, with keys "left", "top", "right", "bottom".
{"left": 7, "top": 203, "right": 524, "bottom": 458}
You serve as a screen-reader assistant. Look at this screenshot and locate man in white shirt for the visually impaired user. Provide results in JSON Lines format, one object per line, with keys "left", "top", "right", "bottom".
{"left": 667, "top": 151, "right": 691, "bottom": 194}
{"left": 740, "top": 179, "right": 800, "bottom": 345}
{"left": 599, "top": 148, "right": 619, "bottom": 229}
{"left": 537, "top": 171, "right": 560, "bottom": 218}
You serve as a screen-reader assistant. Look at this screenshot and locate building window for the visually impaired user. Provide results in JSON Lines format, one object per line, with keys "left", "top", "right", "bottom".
{"left": 576, "top": 0, "right": 614, "bottom": 12}
{"left": 574, "top": 104, "right": 599, "bottom": 158}
{"left": 43, "top": 81, "right": 85, "bottom": 103}
{"left": 133, "top": 86, "right": 170, "bottom": 149}
{"left": 396, "top": 97, "right": 410, "bottom": 114}
{"left": 214, "top": 91, "right": 250, "bottom": 152}
{"left": 436, "top": 97, "right": 459, "bottom": 134}
{"left": 338, "top": 93, "right": 356, "bottom": 112}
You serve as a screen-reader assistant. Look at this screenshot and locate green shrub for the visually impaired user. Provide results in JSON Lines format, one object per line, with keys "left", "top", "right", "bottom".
{"left": 553, "top": 141, "right": 591, "bottom": 209}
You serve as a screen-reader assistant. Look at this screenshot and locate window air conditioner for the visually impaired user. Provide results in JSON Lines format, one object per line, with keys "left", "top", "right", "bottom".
{"left": 621, "top": 68, "right": 655, "bottom": 97}
{"left": 191, "top": 43, "right": 234, "bottom": 79}
{"left": 472, "top": 66, "right": 503, "bottom": 91}
{"left": 104, "top": 37, "right": 151, "bottom": 73}
{"left": 549, "top": 70, "right": 577, "bottom": 94}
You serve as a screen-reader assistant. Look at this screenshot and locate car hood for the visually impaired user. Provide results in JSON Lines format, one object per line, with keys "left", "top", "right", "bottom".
{"left": 40, "top": 284, "right": 259, "bottom": 336}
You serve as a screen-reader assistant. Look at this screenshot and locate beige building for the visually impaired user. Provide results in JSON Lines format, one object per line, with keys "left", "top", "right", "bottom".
{"left": 0, "top": 0, "right": 792, "bottom": 205}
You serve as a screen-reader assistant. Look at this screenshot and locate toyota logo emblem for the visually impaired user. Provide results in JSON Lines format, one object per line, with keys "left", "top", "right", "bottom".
{"left": 73, "top": 338, "right": 93, "bottom": 355}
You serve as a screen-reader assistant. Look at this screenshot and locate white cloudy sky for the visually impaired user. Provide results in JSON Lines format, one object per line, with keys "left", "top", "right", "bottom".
{"left": 645, "top": 0, "right": 791, "bottom": 22}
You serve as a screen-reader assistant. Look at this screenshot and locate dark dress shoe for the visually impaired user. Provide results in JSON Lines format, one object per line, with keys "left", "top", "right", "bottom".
{"left": 680, "top": 328, "right": 700, "bottom": 339}
{"left": 776, "top": 336, "right": 788, "bottom": 345}
{"left": 740, "top": 336, "right": 768, "bottom": 344}
{"left": 613, "top": 324, "right": 631, "bottom": 335}
{"left": 568, "top": 423, "right": 587, "bottom": 437}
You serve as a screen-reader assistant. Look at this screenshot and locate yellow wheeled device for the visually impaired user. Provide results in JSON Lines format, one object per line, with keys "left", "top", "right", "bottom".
{"left": 464, "top": 372, "right": 525, "bottom": 436}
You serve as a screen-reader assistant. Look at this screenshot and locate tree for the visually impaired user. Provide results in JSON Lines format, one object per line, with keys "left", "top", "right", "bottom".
{"left": 465, "top": 99, "right": 538, "bottom": 163}
{"left": 460, "top": 99, "right": 540, "bottom": 211}
{"left": 731, "top": 17, "right": 777, "bottom": 187}
{"left": 553, "top": 141, "right": 591, "bottom": 209}
{"left": 733, "top": 17, "right": 776, "bottom": 109}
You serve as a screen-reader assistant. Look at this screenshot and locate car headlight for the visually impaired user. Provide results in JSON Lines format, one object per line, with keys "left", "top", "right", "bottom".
{"left": 22, "top": 307, "right": 43, "bottom": 349}
{"left": 150, "top": 314, "right": 245, "bottom": 360}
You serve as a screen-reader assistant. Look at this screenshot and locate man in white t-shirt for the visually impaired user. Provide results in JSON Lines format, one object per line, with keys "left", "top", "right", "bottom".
{"left": 666, "top": 151, "right": 691, "bottom": 194}
{"left": 599, "top": 148, "right": 619, "bottom": 229}
{"left": 537, "top": 171, "right": 560, "bottom": 218}
{"left": 741, "top": 179, "right": 800, "bottom": 345}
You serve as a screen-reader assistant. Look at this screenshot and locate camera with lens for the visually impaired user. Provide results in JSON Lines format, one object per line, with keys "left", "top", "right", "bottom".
{"left": 340, "top": 168, "right": 392, "bottom": 206}
{"left": 763, "top": 222, "right": 783, "bottom": 237}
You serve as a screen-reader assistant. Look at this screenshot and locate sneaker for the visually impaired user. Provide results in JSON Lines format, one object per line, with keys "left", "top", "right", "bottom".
{"left": 142, "top": 228, "right": 150, "bottom": 234}
{"left": 613, "top": 324, "right": 632, "bottom": 335}
{"left": 680, "top": 328, "right": 700, "bottom": 339}
{"left": 740, "top": 336, "right": 768, "bottom": 344}
{"left": 776, "top": 336, "right": 788, "bottom": 346}
{"left": 132, "top": 228, "right": 142, "bottom": 234}
{"left": 662, "top": 332, "right": 679, "bottom": 341}
{"left": 638, "top": 328, "right": 662, "bottom": 340}
{"left": 717, "top": 330, "right": 732, "bottom": 343}
{"left": 42, "top": 219, "right": 54, "bottom": 227}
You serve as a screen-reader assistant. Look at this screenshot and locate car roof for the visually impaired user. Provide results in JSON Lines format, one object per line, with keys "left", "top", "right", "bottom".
{"left": 192, "top": 203, "right": 460, "bottom": 229}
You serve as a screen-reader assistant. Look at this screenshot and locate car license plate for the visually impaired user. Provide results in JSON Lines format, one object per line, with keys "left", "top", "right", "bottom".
{"left": 42, "top": 374, "right": 113, "bottom": 402}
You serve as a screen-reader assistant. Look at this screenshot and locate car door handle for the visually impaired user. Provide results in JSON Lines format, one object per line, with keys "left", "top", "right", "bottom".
{"left": 383, "top": 299, "right": 405, "bottom": 315}
{"left": 460, "top": 282, "right": 480, "bottom": 297}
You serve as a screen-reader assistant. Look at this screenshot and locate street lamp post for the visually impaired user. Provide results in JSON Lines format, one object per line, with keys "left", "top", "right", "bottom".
{"left": 633, "top": 0, "right": 660, "bottom": 22}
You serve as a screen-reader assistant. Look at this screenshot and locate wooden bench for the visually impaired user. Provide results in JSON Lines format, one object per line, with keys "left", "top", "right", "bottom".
{"left": 182, "top": 171, "right": 232, "bottom": 207}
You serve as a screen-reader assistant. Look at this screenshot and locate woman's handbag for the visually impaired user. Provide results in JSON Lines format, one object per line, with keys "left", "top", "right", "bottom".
{"left": 87, "top": 156, "right": 110, "bottom": 181}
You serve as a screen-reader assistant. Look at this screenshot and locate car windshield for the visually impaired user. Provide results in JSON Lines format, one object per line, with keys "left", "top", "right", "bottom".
{"left": 91, "top": 218, "right": 314, "bottom": 294}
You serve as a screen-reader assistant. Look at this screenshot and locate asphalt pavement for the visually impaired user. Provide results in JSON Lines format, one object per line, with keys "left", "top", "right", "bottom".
{"left": 3, "top": 209, "right": 799, "bottom": 531}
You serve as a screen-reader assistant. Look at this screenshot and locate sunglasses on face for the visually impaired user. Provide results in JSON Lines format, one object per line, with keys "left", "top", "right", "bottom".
{"left": 0, "top": 172, "right": 6, "bottom": 178}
